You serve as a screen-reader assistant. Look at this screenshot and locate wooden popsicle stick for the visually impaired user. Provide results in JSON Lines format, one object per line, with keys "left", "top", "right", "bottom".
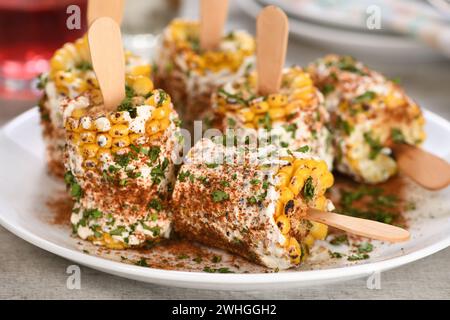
{"left": 87, "top": 0, "right": 125, "bottom": 27}
{"left": 393, "top": 144, "right": 450, "bottom": 191}
{"left": 88, "top": 17, "right": 125, "bottom": 111}
{"left": 307, "top": 208, "right": 410, "bottom": 243}
{"left": 256, "top": 6, "right": 289, "bottom": 95}
{"left": 200, "top": 0, "right": 229, "bottom": 51}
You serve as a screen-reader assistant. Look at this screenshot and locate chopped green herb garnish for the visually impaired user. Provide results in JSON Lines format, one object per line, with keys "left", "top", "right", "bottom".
{"left": 303, "top": 176, "right": 315, "bottom": 201}
{"left": 211, "top": 190, "right": 229, "bottom": 203}
{"left": 357, "top": 242, "right": 374, "bottom": 253}
{"left": 296, "top": 145, "right": 310, "bottom": 153}
{"left": 354, "top": 91, "right": 376, "bottom": 104}
{"left": 347, "top": 253, "right": 370, "bottom": 261}
{"left": 330, "top": 234, "right": 349, "bottom": 246}
{"left": 364, "top": 131, "right": 383, "bottom": 160}
{"left": 391, "top": 128, "right": 405, "bottom": 144}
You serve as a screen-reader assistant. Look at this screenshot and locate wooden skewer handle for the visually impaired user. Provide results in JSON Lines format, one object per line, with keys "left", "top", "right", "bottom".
{"left": 307, "top": 208, "right": 410, "bottom": 243}
{"left": 200, "top": 0, "right": 229, "bottom": 51}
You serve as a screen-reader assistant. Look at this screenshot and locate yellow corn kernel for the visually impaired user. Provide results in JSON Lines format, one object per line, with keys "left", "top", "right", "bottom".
{"left": 50, "top": 50, "right": 68, "bottom": 71}
{"left": 285, "top": 102, "right": 299, "bottom": 116}
{"left": 313, "top": 195, "right": 327, "bottom": 211}
{"left": 72, "top": 78, "right": 88, "bottom": 93}
{"left": 146, "top": 120, "right": 160, "bottom": 135}
{"left": 279, "top": 187, "right": 294, "bottom": 203}
{"left": 112, "top": 136, "right": 131, "bottom": 148}
{"left": 130, "top": 64, "right": 151, "bottom": 77}
{"left": 286, "top": 237, "right": 302, "bottom": 264}
{"left": 80, "top": 131, "right": 96, "bottom": 144}
{"left": 288, "top": 175, "right": 305, "bottom": 196}
{"left": 129, "top": 133, "right": 144, "bottom": 145}
{"left": 250, "top": 101, "right": 270, "bottom": 114}
{"left": 279, "top": 165, "right": 294, "bottom": 177}
{"left": 90, "top": 89, "right": 103, "bottom": 105}
{"left": 71, "top": 108, "right": 86, "bottom": 119}
{"left": 274, "top": 201, "right": 284, "bottom": 218}
{"left": 148, "top": 132, "right": 163, "bottom": 141}
{"left": 321, "top": 171, "right": 334, "bottom": 190}
{"left": 152, "top": 104, "right": 171, "bottom": 120}
{"left": 97, "top": 148, "right": 112, "bottom": 161}
{"left": 80, "top": 144, "right": 99, "bottom": 158}
{"left": 103, "top": 233, "right": 126, "bottom": 250}
{"left": 293, "top": 73, "right": 313, "bottom": 88}
{"left": 159, "top": 118, "right": 171, "bottom": 132}
{"left": 268, "top": 107, "right": 285, "bottom": 120}
{"left": 83, "top": 158, "right": 98, "bottom": 169}
{"left": 303, "top": 234, "right": 315, "bottom": 248}
{"left": 109, "top": 124, "right": 129, "bottom": 137}
{"left": 267, "top": 94, "right": 288, "bottom": 108}
{"left": 275, "top": 171, "right": 290, "bottom": 188}
{"left": 292, "top": 87, "right": 315, "bottom": 102}
{"left": 385, "top": 90, "right": 405, "bottom": 109}
{"left": 294, "top": 166, "right": 311, "bottom": 182}
{"left": 145, "top": 90, "right": 171, "bottom": 108}
{"left": 132, "top": 76, "right": 154, "bottom": 96}
{"left": 276, "top": 215, "right": 291, "bottom": 235}
{"left": 292, "top": 158, "right": 306, "bottom": 171}
{"left": 244, "top": 122, "right": 256, "bottom": 129}
{"left": 96, "top": 134, "right": 112, "bottom": 148}
{"left": 310, "top": 221, "right": 328, "bottom": 240}
{"left": 237, "top": 108, "right": 255, "bottom": 122}
{"left": 70, "top": 133, "right": 82, "bottom": 145}
{"left": 109, "top": 112, "right": 129, "bottom": 124}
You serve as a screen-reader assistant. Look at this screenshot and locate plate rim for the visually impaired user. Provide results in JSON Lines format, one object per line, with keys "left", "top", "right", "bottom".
{"left": 0, "top": 107, "right": 449, "bottom": 288}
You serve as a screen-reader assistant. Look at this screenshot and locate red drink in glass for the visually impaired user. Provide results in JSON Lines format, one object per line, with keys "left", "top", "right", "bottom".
{"left": 0, "top": 0, "right": 87, "bottom": 99}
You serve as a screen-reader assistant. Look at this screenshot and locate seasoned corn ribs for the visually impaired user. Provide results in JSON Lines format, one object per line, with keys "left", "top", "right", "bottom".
{"left": 307, "top": 55, "right": 426, "bottom": 184}
{"left": 38, "top": 35, "right": 152, "bottom": 177}
{"left": 211, "top": 66, "right": 334, "bottom": 169}
{"left": 62, "top": 83, "right": 183, "bottom": 249}
{"left": 154, "top": 19, "right": 255, "bottom": 133}
{"left": 172, "top": 138, "right": 334, "bottom": 269}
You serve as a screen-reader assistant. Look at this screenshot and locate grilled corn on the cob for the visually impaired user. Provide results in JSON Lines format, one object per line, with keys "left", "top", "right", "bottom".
{"left": 63, "top": 84, "right": 183, "bottom": 249}
{"left": 154, "top": 19, "right": 256, "bottom": 133}
{"left": 38, "top": 35, "right": 152, "bottom": 177}
{"left": 172, "top": 138, "right": 334, "bottom": 269}
{"left": 211, "top": 66, "right": 334, "bottom": 169}
{"left": 307, "top": 55, "right": 425, "bottom": 184}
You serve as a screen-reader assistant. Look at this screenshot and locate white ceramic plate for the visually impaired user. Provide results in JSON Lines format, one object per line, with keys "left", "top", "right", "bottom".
{"left": 237, "top": 0, "right": 440, "bottom": 60}
{"left": 0, "top": 108, "right": 449, "bottom": 291}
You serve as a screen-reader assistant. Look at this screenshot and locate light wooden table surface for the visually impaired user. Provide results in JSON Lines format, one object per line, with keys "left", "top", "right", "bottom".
{"left": 1, "top": 1, "right": 449, "bottom": 299}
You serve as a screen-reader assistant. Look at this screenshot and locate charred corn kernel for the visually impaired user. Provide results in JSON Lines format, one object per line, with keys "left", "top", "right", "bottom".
{"left": 70, "top": 133, "right": 82, "bottom": 145}
{"left": 250, "top": 101, "right": 269, "bottom": 114}
{"left": 80, "top": 131, "right": 96, "bottom": 144}
{"left": 109, "top": 124, "right": 129, "bottom": 137}
{"left": 310, "top": 221, "right": 328, "bottom": 240}
{"left": 130, "top": 64, "right": 151, "bottom": 77}
{"left": 152, "top": 104, "right": 171, "bottom": 120}
{"left": 267, "top": 94, "right": 288, "bottom": 108}
{"left": 286, "top": 237, "right": 301, "bottom": 264}
{"left": 132, "top": 76, "right": 154, "bottom": 96}
{"left": 288, "top": 175, "right": 305, "bottom": 196}
{"left": 97, "top": 148, "right": 112, "bottom": 161}
{"left": 109, "top": 112, "right": 130, "bottom": 124}
{"left": 303, "top": 234, "right": 315, "bottom": 248}
{"left": 72, "top": 108, "right": 86, "bottom": 119}
{"left": 159, "top": 117, "right": 171, "bottom": 132}
{"left": 65, "top": 118, "right": 80, "bottom": 132}
{"left": 275, "top": 171, "right": 290, "bottom": 188}
{"left": 237, "top": 108, "right": 254, "bottom": 122}
{"left": 279, "top": 187, "right": 294, "bottom": 203}
{"left": 80, "top": 144, "right": 99, "bottom": 158}
{"left": 83, "top": 158, "right": 98, "bottom": 169}
{"left": 268, "top": 108, "right": 285, "bottom": 120}
{"left": 129, "top": 133, "right": 145, "bottom": 145}
{"left": 112, "top": 136, "right": 131, "bottom": 148}
{"left": 96, "top": 134, "right": 112, "bottom": 148}
{"left": 276, "top": 215, "right": 291, "bottom": 235}
{"left": 146, "top": 120, "right": 160, "bottom": 135}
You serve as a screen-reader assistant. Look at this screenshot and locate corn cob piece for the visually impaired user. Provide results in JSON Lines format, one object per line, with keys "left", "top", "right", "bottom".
{"left": 307, "top": 55, "right": 426, "bottom": 184}
{"left": 172, "top": 138, "right": 334, "bottom": 269}
{"left": 38, "top": 35, "right": 152, "bottom": 177}
{"left": 63, "top": 83, "right": 183, "bottom": 249}
{"left": 154, "top": 19, "right": 255, "bottom": 134}
{"left": 211, "top": 66, "right": 334, "bottom": 169}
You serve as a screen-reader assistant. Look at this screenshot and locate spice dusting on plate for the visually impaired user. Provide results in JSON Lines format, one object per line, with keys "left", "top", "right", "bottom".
{"left": 328, "top": 173, "right": 412, "bottom": 229}
{"left": 46, "top": 192, "right": 73, "bottom": 226}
